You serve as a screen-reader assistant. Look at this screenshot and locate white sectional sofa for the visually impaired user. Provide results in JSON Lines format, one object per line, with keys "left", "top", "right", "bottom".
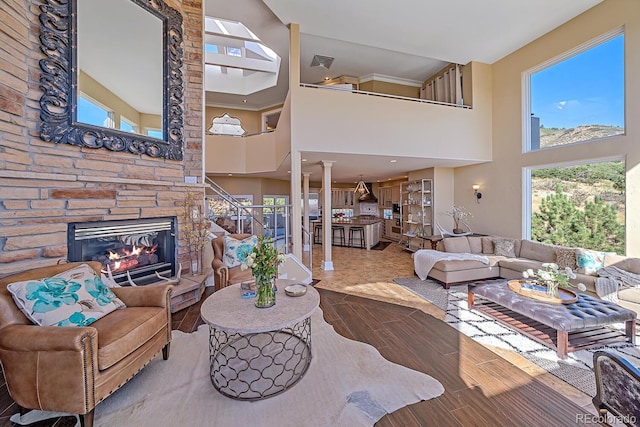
{"left": 422, "top": 235, "right": 640, "bottom": 316}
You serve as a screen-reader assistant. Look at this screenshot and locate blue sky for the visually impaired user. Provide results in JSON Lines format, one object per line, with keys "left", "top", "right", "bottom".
{"left": 531, "top": 34, "right": 624, "bottom": 129}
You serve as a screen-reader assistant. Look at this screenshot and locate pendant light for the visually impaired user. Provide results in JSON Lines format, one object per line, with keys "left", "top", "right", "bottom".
{"left": 354, "top": 175, "right": 370, "bottom": 195}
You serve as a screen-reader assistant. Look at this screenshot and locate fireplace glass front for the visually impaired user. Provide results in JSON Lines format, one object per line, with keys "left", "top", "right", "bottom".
{"left": 67, "top": 217, "right": 177, "bottom": 285}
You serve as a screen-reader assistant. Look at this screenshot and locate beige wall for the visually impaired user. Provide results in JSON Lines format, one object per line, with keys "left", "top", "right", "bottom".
{"left": 359, "top": 80, "right": 420, "bottom": 98}
{"left": 207, "top": 176, "right": 291, "bottom": 202}
{"left": 455, "top": 0, "right": 640, "bottom": 255}
{"left": 290, "top": 62, "right": 492, "bottom": 162}
{"left": 205, "top": 104, "right": 284, "bottom": 135}
{"left": 206, "top": 107, "right": 261, "bottom": 134}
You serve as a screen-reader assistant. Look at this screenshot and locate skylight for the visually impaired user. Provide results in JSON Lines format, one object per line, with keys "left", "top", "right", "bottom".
{"left": 204, "top": 17, "right": 281, "bottom": 96}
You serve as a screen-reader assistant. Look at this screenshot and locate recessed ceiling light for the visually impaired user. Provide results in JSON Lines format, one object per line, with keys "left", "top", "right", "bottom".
{"left": 287, "top": 171, "right": 291, "bottom": 174}
{"left": 242, "top": 99, "right": 247, "bottom": 103}
{"left": 390, "top": 159, "right": 397, "bottom": 163}
{"left": 228, "top": 173, "right": 233, "bottom": 176}
{"left": 324, "top": 77, "right": 330, "bottom": 80}
{"left": 302, "top": 158, "right": 307, "bottom": 162}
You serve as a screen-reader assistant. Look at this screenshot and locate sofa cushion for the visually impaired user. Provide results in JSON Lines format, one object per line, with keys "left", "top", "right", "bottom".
{"left": 481, "top": 237, "right": 495, "bottom": 254}
{"left": 519, "top": 240, "right": 559, "bottom": 263}
{"left": 576, "top": 249, "right": 611, "bottom": 275}
{"left": 494, "top": 239, "right": 517, "bottom": 257}
{"left": 443, "top": 237, "right": 471, "bottom": 253}
{"left": 468, "top": 237, "right": 483, "bottom": 254}
{"left": 223, "top": 235, "right": 258, "bottom": 268}
{"left": 618, "top": 288, "right": 640, "bottom": 306}
{"left": 498, "top": 258, "right": 545, "bottom": 274}
{"left": 7, "top": 263, "right": 126, "bottom": 327}
{"left": 92, "top": 306, "right": 167, "bottom": 370}
{"left": 605, "top": 257, "right": 640, "bottom": 274}
{"left": 555, "top": 248, "right": 578, "bottom": 270}
{"left": 432, "top": 255, "right": 503, "bottom": 272}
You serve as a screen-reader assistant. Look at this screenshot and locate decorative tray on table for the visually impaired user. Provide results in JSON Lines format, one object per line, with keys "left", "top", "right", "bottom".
{"left": 284, "top": 284, "right": 307, "bottom": 297}
{"left": 507, "top": 280, "right": 578, "bottom": 304}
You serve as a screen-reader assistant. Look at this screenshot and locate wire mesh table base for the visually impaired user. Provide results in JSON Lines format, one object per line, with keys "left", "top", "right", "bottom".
{"left": 208, "top": 317, "right": 312, "bottom": 400}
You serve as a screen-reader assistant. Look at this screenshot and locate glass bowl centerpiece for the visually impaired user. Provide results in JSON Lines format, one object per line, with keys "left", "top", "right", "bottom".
{"left": 241, "top": 235, "right": 286, "bottom": 308}
{"left": 522, "top": 263, "right": 586, "bottom": 298}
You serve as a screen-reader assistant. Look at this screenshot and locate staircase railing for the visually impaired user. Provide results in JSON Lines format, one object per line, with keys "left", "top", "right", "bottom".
{"left": 204, "top": 177, "right": 296, "bottom": 256}
{"left": 302, "top": 226, "right": 312, "bottom": 272}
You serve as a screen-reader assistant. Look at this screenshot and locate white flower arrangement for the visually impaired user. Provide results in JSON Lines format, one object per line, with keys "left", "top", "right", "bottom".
{"left": 522, "top": 263, "right": 587, "bottom": 292}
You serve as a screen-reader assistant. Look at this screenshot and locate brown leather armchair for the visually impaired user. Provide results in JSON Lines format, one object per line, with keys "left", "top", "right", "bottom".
{"left": 211, "top": 233, "right": 254, "bottom": 290}
{"left": 0, "top": 261, "right": 172, "bottom": 427}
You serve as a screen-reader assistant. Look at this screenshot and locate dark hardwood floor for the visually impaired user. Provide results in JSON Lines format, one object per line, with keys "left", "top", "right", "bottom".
{"left": 0, "top": 285, "right": 598, "bottom": 426}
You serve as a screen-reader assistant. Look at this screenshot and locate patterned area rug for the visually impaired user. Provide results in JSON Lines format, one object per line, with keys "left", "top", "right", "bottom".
{"left": 394, "top": 276, "right": 640, "bottom": 397}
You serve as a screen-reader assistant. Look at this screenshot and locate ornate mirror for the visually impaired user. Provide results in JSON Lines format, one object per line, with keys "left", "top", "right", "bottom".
{"left": 39, "top": 0, "right": 184, "bottom": 160}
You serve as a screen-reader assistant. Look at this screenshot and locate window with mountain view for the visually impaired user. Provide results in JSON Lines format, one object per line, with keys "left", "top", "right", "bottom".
{"left": 528, "top": 160, "right": 625, "bottom": 254}
{"left": 527, "top": 30, "right": 624, "bottom": 151}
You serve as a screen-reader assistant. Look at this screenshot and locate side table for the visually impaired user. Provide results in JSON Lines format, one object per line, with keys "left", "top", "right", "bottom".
{"left": 200, "top": 280, "right": 319, "bottom": 400}
{"left": 169, "top": 269, "right": 211, "bottom": 313}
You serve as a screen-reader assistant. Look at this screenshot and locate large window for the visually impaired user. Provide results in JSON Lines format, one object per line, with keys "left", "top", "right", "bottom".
{"left": 525, "top": 30, "right": 624, "bottom": 151}
{"left": 527, "top": 160, "right": 625, "bottom": 254}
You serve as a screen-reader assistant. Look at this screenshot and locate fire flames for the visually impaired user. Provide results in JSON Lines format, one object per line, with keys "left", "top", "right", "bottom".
{"left": 107, "top": 243, "right": 158, "bottom": 273}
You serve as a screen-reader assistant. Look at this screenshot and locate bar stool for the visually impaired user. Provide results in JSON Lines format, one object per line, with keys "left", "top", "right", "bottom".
{"left": 331, "top": 225, "right": 345, "bottom": 246}
{"left": 313, "top": 223, "right": 322, "bottom": 244}
{"left": 349, "top": 226, "right": 365, "bottom": 248}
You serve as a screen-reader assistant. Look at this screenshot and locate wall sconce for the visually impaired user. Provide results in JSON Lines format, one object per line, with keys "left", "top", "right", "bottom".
{"left": 473, "top": 184, "right": 482, "bottom": 203}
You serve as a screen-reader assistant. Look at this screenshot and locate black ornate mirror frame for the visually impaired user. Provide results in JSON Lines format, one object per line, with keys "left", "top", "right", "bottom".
{"left": 38, "top": 0, "right": 184, "bottom": 160}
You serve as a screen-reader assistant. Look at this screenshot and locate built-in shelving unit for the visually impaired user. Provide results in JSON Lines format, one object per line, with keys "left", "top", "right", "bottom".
{"left": 400, "top": 179, "right": 433, "bottom": 252}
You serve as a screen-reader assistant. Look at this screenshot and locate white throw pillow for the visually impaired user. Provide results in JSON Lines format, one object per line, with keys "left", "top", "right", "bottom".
{"left": 223, "top": 235, "right": 258, "bottom": 268}
{"left": 576, "top": 249, "right": 612, "bottom": 275}
{"left": 7, "top": 263, "right": 126, "bottom": 327}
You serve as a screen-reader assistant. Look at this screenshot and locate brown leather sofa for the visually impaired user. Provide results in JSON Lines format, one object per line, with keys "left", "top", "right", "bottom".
{"left": 211, "top": 233, "right": 254, "bottom": 290}
{"left": 0, "top": 261, "right": 172, "bottom": 427}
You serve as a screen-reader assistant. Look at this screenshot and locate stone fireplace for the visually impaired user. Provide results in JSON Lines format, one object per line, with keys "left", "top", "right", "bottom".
{"left": 67, "top": 217, "right": 177, "bottom": 286}
{"left": 0, "top": 0, "right": 204, "bottom": 279}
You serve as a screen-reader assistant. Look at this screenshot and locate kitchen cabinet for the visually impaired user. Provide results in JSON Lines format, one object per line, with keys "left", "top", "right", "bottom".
{"left": 331, "top": 189, "right": 355, "bottom": 208}
{"left": 391, "top": 185, "right": 401, "bottom": 204}
{"left": 384, "top": 218, "right": 401, "bottom": 241}
{"left": 378, "top": 187, "right": 392, "bottom": 208}
{"left": 400, "top": 179, "right": 433, "bottom": 252}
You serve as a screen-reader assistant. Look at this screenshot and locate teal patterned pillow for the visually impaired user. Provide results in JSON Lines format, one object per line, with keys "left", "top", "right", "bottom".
{"left": 576, "top": 249, "right": 611, "bottom": 275}
{"left": 7, "top": 263, "right": 126, "bottom": 327}
{"left": 223, "top": 235, "right": 258, "bottom": 268}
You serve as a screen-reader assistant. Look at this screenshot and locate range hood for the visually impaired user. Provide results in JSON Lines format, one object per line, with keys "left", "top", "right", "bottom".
{"left": 358, "top": 183, "right": 378, "bottom": 203}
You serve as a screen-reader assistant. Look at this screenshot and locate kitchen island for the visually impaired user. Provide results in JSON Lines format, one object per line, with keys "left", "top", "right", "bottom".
{"left": 312, "top": 217, "right": 382, "bottom": 250}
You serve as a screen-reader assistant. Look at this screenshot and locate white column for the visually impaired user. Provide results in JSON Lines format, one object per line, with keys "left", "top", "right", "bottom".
{"left": 291, "top": 150, "right": 303, "bottom": 260}
{"left": 321, "top": 161, "right": 334, "bottom": 270}
{"left": 303, "top": 172, "right": 311, "bottom": 252}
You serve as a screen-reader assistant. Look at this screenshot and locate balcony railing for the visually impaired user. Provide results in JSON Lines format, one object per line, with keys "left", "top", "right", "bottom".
{"left": 300, "top": 83, "right": 471, "bottom": 109}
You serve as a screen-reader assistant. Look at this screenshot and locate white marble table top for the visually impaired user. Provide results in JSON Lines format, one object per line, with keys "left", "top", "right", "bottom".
{"left": 200, "top": 279, "right": 319, "bottom": 334}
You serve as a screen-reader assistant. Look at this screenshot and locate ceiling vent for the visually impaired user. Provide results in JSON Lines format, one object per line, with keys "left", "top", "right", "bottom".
{"left": 310, "top": 54, "right": 334, "bottom": 69}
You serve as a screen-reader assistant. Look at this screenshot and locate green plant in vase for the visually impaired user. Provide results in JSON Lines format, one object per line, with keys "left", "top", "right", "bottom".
{"left": 522, "top": 263, "right": 586, "bottom": 298}
{"left": 241, "top": 235, "right": 286, "bottom": 308}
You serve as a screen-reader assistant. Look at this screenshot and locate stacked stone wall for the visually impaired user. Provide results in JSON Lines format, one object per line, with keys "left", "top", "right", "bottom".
{"left": 0, "top": 0, "right": 204, "bottom": 276}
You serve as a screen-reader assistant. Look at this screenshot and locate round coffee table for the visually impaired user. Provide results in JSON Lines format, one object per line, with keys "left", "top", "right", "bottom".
{"left": 200, "top": 280, "right": 319, "bottom": 400}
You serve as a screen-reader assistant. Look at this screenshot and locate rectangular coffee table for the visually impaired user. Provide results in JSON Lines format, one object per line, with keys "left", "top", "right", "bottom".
{"left": 468, "top": 281, "right": 636, "bottom": 359}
